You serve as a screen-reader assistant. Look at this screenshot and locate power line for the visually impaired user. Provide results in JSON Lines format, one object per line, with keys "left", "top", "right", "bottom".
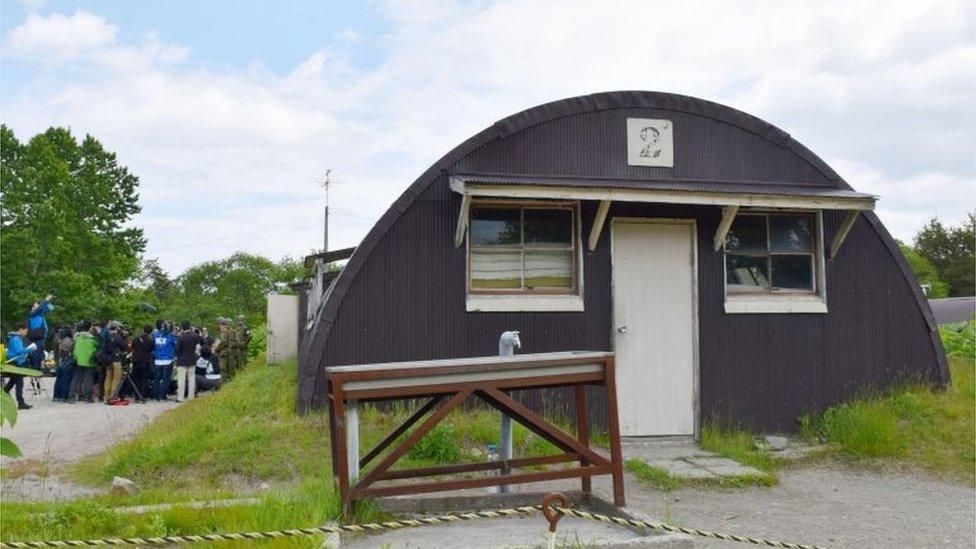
{"left": 146, "top": 212, "right": 324, "bottom": 255}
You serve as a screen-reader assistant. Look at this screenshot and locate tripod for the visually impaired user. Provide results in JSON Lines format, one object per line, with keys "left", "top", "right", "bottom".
{"left": 117, "top": 366, "right": 145, "bottom": 403}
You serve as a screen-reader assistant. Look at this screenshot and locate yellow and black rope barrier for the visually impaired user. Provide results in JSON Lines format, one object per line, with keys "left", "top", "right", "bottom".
{"left": 0, "top": 507, "right": 540, "bottom": 547}
{"left": 551, "top": 506, "right": 828, "bottom": 549}
{"left": 0, "top": 494, "right": 829, "bottom": 548}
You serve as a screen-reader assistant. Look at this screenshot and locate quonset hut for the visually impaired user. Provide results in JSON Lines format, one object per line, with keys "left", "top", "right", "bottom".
{"left": 298, "top": 91, "right": 947, "bottom": 434}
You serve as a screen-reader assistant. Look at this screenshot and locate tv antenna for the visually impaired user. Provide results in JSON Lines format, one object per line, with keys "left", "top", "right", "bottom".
{"left": 313, "top": 169, "right": 334, "bottom": 252}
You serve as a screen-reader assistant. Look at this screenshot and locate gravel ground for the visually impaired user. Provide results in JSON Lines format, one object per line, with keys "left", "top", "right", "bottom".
{"left": 1, "top": 377, "right": 178, "bottom": 501}
{"left": 529, "top": 464, "right": 975, "bottom": 549}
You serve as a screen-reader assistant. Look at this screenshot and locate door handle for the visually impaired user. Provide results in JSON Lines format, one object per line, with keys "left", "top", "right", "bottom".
{"left": 616, "top": 326, "right": 627, "bottom": 334}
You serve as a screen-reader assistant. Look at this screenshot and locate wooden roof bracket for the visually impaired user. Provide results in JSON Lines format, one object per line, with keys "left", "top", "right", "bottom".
{"left": 453, "top": 193, "right": 471, "bottom": 248}
{"left": 829, "top": 210, "right": 860, "bottom": 260}
{"left": 713, "top": 205, "right": 739, "bottom": 251}
{"left": 588, "top": 200, "right": 611, "bottom": 251}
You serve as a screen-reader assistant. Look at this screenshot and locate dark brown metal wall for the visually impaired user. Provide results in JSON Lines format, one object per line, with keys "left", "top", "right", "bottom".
{"left": 298, "top": 93, "right": 946, "bottom": 432}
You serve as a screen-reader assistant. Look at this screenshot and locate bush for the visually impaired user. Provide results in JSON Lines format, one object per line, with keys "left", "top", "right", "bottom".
{"left": 247, "top": 322, "right": 266, "bottom": 360}
{"left": 407, "top": 424, "right": 461, "bottom": 463}
{"left": 940, "top": 321, "right": 975, "bottom": 358}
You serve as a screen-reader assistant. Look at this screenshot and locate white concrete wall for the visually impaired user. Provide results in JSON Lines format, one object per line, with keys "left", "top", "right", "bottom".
{"left": 266, "top": 293, "right": 299, "bottom": 365}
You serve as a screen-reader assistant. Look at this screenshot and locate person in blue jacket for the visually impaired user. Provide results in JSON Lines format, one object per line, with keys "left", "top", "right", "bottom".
{"left": 151, "top": 319, "right": 177, "bottom": 400}
{"left": 26, "top": 295, "right": 55, "bottom": 370}
{"left": 5, "top": 325, "right": 37, "bottom": 409}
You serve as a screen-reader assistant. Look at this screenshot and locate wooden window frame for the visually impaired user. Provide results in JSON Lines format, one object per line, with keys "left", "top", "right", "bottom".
{"left": 467, "top": 200, "right": 581, "bottom": 297}
{"left": 723, "top": 210, "right": 823, "bottom": 297}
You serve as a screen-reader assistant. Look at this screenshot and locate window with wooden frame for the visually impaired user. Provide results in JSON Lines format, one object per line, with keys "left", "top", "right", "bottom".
{"left": 724, "top": 212, "right": 820, "bottom": 295}
{"left": 468, "top": 202, "right": 579, "bottom": 294}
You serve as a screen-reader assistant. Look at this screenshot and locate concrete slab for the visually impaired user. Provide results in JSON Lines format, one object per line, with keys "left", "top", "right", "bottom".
{"left": 621, "top": 438, "right": 712, "bottom": 462}
{"left": 684, "top": 457, "right": 763, "bottom": 477}
{"left": 643, "top": 459, "right": 715, "bottom": 480}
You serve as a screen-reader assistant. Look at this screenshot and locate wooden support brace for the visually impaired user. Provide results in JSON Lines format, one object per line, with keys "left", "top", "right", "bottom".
{"left": 359, "top": 396, "right": 444, "bottom": 468}
{"left": 453, "top": 194, "right": 471, "bottom": 248}
{"left": 713, "top": 205, "right": 739, "bottom": 251}
{"left": 830, "top": 210, "right": 859, "bottom": 259}
{"left": 478, "top": 387, "right": 609, "bottom": 467}
{"left": 356, "top": 389, "right": 472, "bottom": 490}
{"left": 588, "top": 200, "right": 611, "bottom": 251}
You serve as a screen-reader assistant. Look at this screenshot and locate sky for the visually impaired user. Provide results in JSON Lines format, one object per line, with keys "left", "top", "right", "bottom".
{"left": 1, "top": 0, "right": 974, "bottom": 275}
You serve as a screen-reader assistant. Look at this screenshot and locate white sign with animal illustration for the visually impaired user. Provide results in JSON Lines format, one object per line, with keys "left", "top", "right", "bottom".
{"left": 626, "top": 118, "right": 674, "bottom": 167}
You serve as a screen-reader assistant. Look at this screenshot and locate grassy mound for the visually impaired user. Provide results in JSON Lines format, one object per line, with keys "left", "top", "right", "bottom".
{"left": 73, "top": 357, "right": 330, "bottom": 493}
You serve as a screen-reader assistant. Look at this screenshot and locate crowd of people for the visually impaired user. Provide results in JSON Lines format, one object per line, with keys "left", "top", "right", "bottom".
{"left": 2, "top": 295, "right": 253, "bottom": 409}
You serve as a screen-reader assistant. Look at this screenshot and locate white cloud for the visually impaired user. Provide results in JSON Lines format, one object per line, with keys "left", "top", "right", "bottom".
{"left": 4, "top": 10, "right": 117, "bottom": 61}
{"left": 1, "top": 0, "right": 973, "bottom": 273}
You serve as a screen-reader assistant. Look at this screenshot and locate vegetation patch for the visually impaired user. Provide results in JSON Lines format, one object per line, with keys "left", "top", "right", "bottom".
{"left": 699, "top": 425, "right": 780, "bottom": 473}
{"left": 940, "top": 321, "right": 975, "bottom": 360}
{"left": 798, "top": 357, "right": 974, "bottom": 481}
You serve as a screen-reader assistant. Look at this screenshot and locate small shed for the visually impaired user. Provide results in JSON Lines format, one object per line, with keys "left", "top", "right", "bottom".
{"left": 298, "top": 91, "right": 947, "bottom": 434}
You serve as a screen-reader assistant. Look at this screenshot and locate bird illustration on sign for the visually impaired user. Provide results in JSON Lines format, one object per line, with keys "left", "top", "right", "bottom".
{"left": 639, "top": 122, "right": 669, "bottom": 159}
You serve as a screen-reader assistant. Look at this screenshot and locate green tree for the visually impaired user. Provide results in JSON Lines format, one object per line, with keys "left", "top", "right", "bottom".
{"left": 161, "top": 252, "right": 307, "bottom": 329}
{"left": 0, "top": 126, "right": 145, "bottom": 330}
{"left": 898, "top": 241, "right": 949, "bottom": 298}
{"left": 914, "top": 214, "right": 975, "bottom": 297}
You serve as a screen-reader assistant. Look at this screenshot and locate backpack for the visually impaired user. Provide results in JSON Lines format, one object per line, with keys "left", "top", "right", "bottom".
{"left": 95, "top": 346, "right": 113, "bottom": 366}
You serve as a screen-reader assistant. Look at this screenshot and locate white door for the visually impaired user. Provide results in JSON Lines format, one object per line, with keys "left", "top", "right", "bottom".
{"left": 611, "top": 220, "right": 697, "bottom": 436}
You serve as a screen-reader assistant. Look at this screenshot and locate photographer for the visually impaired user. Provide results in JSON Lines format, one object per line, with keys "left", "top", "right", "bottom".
{"left": 100, "top": 322, "right": 127, "bottom": 404}
{"left": 52, "top": 327, "right": 76, "bottom": 401}
{"left": 174, "top": 320, "right": 202, "bottom": 402}
{"left": 5, "top": 324, "right": 37, "bottom": 410}
{"left": 130, "top": 324, "right": 155, "bottom": 401}
{"left": 68, "top": 321, "right": 99, "bottom": 403}
{"left": 26, "top": 295, "right": 54, "bottom": 370}
{"left": 151, "top": 320, "right": 176, "bottom": 401}
{"left": 195, "top": 343, "right": 221, "bottom": 392}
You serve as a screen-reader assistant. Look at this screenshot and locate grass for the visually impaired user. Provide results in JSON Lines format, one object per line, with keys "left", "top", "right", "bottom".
{"left": 797, "top": 357, "right": 974, "bottom": 481}
{"left": 700, "top": 425, "right": 780, "bottom": 473}
{"left": 72, "top": 356, "right": 331, "bottom": 493}
{"left": 0, "top": 479, "right": 362, "bottom": 548}
{"left": 1, "top": 357, "right": 574, "bottom": 545}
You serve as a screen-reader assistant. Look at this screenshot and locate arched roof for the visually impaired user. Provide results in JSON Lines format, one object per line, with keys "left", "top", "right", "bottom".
{"left": 300, "top": 91, "right": 943, "bottom": 380}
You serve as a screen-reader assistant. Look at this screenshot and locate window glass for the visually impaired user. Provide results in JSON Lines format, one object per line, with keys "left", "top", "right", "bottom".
{"left": 726, "top": 255, "right": 770, "bottom": 292}
{"left": 525, "top": 209, "right": 573, "bottom": 246}
{"left": 470, "top": 208, "right": 520, "bottom": 246}
{"left": 469, "top": 204, "right": 578, "bottom": 293}
{"left": 470, "top": 250, "right": 522, "bottom": 289}
{"left": 770, "top": 215, "right": 812, "bottom": 253}
{"left": 771, "top": 255, "right": 814, "bottom": 291}
{"left": 725, "top": 215, "right": 767, "bottom": 252}
{"left": 724, "top": 212, "right": 819, "bottom": 296}
{"left": 524, "top": 250, "right": 573, "bottom": 289}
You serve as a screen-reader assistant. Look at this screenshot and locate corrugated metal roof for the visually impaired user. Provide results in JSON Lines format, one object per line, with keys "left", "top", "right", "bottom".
{"left": 451, "top": 172, "right": 877, "bottom": 200}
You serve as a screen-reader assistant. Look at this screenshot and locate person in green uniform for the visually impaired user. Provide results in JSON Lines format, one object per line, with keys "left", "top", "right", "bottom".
{"left": 215, "top": 317, "right": 237, "bottom": 379}
{"left": 235, "top": 315, "right": 252, "bottom": 370}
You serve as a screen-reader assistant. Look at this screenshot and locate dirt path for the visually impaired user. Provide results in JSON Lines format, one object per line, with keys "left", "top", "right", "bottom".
{"left": 1, "top": 377, "right": 178, "bottom": 501}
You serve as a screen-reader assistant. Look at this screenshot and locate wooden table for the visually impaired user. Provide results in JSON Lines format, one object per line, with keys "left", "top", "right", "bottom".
{"left": 325, "top": 351, "right": 624, "bottom": 510}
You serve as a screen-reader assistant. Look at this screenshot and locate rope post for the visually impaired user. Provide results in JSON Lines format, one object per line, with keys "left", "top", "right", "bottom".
{"left": 541, "top": 492, "right": 569, "bottom": 549}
